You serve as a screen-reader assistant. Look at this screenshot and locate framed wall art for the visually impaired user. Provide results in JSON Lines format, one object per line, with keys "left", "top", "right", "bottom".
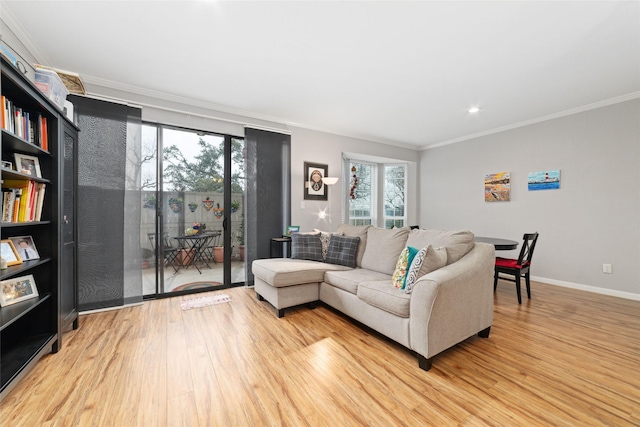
{"left": 484, "top": 172, "right": 510, "bottom": 202}
{"left": 528, "top": 170, "right": 561, "bottom": 191}
{"left": 303, "top": 162, "right": 329, "bottom": 201}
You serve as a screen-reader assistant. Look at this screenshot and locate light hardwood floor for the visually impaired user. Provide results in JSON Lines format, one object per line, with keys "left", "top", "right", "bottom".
{"left": 1, "top": 281, "right": 639, "bottom": 426}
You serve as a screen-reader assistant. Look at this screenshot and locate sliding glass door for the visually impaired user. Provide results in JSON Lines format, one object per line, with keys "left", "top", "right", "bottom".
{"left": 140, "top": 124, "right": 245, "bottom": 296}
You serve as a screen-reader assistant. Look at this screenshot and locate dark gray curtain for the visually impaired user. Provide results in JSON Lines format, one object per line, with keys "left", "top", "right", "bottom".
{"left": 68, "top": 95, "right": 142, "bottom": 311}
{"left": 244, "top": 128, "right": 291, "bottom": 286}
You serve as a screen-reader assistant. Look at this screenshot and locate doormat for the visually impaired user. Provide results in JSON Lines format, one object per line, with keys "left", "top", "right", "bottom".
{"left": 172, "top": 281, "right": 224, "bottom": 292}
{"left": 181, "top": 294, "right": 231, "bottom": 311}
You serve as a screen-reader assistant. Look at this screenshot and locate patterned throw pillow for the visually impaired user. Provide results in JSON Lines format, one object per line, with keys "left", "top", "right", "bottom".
{"left": 392, "top": 246, "right": 418, "bottom": 289}
{"left": 313, "top": 229, "right": 343, "bottom": 261}
{"left": 325, "top": 235, "right": 360, "bottom": 267}
{"left": 404, "top": 245, "right": 448, "bottom": 294}
{"left": 290, "top": 233, "right": 323, "bottom": 261}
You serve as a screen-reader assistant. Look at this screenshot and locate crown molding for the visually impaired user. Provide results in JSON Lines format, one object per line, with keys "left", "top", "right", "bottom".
{"left": 421, "top": 91, "right": 640, "bottom": 151}
{"left": 1, "top": 2, "right": 51, "bottom": 64}
{"left": 84, "top": 74, "right": 418, "bottom": 150}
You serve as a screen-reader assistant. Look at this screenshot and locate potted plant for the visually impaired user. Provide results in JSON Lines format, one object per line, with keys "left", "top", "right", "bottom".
{"left": 168, "top": 197, "right": 183, "bottom": 213}
{"left": 230, "top": 199, "right": 240, "bottom": 213}
{"left": 143, "top": 194, "right": 156, "bottom": 209}
{"left": 188, "top": 202, "right": 198, "bottom": 212}
{"left": 213, "top": 203, "right": 223, "bottom": 219}
{"left": 213, "top": 245, "right": 225, "bottom": 263}
{"left": 202, "top": 196, "right": 215, "bottom": 211}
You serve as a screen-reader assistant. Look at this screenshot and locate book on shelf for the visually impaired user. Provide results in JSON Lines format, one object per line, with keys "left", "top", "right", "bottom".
{"left": 2, "top": 179, "right": 46, "bottom": 223}
{"left": 1, "top": 94, "right": 47, "bottom": 148}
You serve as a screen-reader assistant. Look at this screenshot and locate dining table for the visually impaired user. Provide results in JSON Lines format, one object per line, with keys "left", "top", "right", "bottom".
{"left": 474, "top": 236, "right": 519, "bottom": 251}
{"left": 172, "top": 232, "right": 218, "bottom": 274}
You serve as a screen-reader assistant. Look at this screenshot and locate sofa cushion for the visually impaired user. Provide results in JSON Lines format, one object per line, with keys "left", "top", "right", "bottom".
{"left": 313, "top": 229, "right": 343, "bottom": 261}
{"left": 324, "top": 269, "right": 391, "bottom": 295}
{"left": 336, "top": 224, "right": 371, "bottom": 267}
{"left": 404, "top": 245, "right": 447, "bottom": 294}
{"left": 360, "top": 226, "right": 410, "bottom": 275}
{"left": 357, "top": 280, "right": 411, "bottom": 318}
{"left": 290, "top": 233, "right": 323, "bottom": 261}
{"left": 406, "top": 229, "right": 475, "bottom": 265}
{"left": 391, "top": 246, "right": 418, "bottom": 289}
{"left": 325, "top": 235, "right": 360, "bottom": 267}
{"left": 252, "top": 258, "right": 349, "bottom": 287}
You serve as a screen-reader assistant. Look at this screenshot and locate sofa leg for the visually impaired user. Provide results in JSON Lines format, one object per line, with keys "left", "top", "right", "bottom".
{"left": 256, "top": 293, "right": 264, "bottom": 301}
{"left": 418, "top": 355, "right": 433, "bottom": 371}
{"left": 277, "top": 308, "right": 285, "bottom": 318}
{"left": 307, "top": 301, "right": 317, "bottom": 309}
{"left": 478, "top": 326, "right": 491, "bottom": 338}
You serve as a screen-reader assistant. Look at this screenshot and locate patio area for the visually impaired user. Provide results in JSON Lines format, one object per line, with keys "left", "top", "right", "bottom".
{"left": 142, "top": 257, "right": 246, "bottom": 295}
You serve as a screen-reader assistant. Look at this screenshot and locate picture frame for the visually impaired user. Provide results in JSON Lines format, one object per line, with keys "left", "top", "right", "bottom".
{"left": 286, "top": 225, "right": 300, "bottom": 236}
{"left": 1, "top": 160, "right": 12, "bottom": 170}
{"left": 0, "top": 274, "right": 39, "bottom": 307}
{"left": 14, "top": 153, "right": 42, "bottom": 177}
{"left": 0, "top": 239, "right": 23, "bottom": 266}
{"left": 303, "top": 162, "right": 329, "bottom": 201}
{"left": 8, "top": 236, "right": 40, "bottom": 261}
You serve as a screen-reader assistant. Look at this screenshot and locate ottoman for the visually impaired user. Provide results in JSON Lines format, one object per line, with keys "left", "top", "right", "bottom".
{"left": 252, "top": 258, "right": 336, "bottom": 317}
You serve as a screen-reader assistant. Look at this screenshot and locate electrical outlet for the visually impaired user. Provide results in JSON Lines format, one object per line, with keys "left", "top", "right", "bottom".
{"left": 602, "top": 264, "right": 612, "bottom": 274}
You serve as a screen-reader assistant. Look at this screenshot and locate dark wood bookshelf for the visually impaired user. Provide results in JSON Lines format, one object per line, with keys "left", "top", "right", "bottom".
{"left": 1, "top": 54, "right": 78, "bottom": 401}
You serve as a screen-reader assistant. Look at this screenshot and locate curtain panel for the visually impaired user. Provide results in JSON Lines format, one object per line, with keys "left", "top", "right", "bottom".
{"left": 69, "top": 95, "right": 143, "bottom": 311}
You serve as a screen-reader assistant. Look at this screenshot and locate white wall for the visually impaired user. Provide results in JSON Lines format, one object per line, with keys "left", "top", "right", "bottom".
{"left": 289, "top": 126, "right": 419, "bottom": 233}
{"left": 420, "top": 99, "right": 640, "bottom": 299}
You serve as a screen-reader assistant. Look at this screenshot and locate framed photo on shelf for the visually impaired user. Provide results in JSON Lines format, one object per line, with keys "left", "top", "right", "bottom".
{"left": 286, "top": 226, "right": 300, "bottom": 236}
{"left": 14, "top": 153, "right": 42, "bottom": 177}
{"left": 303, "top": 162, "right": 329, "bottom": 201}
{"left": 8, "top": 236, "right": 40, "bottom": 261}
{"left": 1, "top": 160, "right": 12, "bottom": 170}
{"left": 0, "top": 274, "right": 39, "bottom": 307}
{"left": 0, "top": 239, "right": 23, "bottom": 266}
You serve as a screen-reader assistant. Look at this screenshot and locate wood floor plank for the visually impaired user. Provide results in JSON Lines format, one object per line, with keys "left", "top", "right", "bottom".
{"left": 1, "top": 281, "right": 638, "bottom": 426}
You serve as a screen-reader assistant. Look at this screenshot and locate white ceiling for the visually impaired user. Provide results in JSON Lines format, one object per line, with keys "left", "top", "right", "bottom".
{"left": 3, "top": 1, "right": 639, "bottom": 150}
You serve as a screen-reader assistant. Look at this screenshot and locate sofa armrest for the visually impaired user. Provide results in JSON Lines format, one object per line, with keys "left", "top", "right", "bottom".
{"left": 409, "top": 242, "right": 495, "bottom": 359}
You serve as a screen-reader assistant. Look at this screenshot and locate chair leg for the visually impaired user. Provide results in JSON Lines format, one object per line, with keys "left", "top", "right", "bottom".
{"left": 493, "top": 270, "right": 498, "bottom": 291}
{"left": 515, "top": 274, "right": 522, "bottom": 304}
{"left": 525, "top": 272, "right": 531, "bottom": 299}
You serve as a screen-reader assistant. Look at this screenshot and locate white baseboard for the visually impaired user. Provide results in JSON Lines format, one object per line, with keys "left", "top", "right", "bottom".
{"left": 531, "top": 275, "right": 640, "bottom": 301}
{"left": 79, "top": 301, "right": 144, "bottom": 316}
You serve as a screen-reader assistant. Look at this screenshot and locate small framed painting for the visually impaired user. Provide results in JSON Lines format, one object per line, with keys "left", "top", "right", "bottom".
{"left": 484, "top": 172, "right": 510, "bottom": 202}
{"left": 0, "top": 274, "right": 39, "bottom": 307}
{"left": 304, "top": 162, "right": 329, "bottom": 201}
{"left": 286, "top": 226, "right": 300, "bottom": 236}
{"left": 528, "top": 170, "right": 561, "bottom": 191}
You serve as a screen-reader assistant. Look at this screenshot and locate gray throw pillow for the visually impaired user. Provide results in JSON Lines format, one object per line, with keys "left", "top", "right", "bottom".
{"left": 290, "top": 233, "right": 323, "bottom": 261}
{"left": 325, "top": 235, "right": 360, "bottom": 267}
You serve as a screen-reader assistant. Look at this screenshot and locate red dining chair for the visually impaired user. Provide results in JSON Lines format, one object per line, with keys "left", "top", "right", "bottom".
{"left": 494, "top": 233, "right": 539, "bottom": 304}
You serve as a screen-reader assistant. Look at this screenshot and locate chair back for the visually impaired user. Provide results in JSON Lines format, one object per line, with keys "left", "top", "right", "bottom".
{"left": 517, "top": 233, "right": 539, "bottom": 266}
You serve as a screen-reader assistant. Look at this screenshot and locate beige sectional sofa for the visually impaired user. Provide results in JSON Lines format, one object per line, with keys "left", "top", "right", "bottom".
{"left": 251, "top": 225, "right": 495, "bottom": 371}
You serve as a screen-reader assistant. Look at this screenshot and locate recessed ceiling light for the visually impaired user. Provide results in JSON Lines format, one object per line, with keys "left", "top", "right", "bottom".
{"left": 468, "top": 106, "right": 481, "bottom": 113}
